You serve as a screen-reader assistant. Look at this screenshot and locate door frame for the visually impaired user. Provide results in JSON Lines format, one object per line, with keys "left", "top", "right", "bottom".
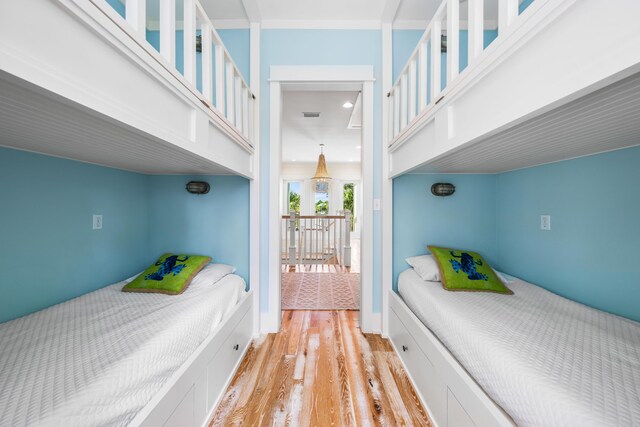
{"left": 265, "top": 65, "right": 376, "bottom": 333}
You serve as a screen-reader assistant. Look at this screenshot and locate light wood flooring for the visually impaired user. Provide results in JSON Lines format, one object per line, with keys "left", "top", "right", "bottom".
{"left": 209, "top": 310, "right": 431, "bottom": 426}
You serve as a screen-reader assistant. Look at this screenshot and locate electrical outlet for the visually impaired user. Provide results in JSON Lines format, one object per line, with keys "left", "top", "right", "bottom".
{"left": 93, "top": 214, "right": 103, "bottom": 230}
{"left": 540, "top": 215, "right": 551, "bottom": 231}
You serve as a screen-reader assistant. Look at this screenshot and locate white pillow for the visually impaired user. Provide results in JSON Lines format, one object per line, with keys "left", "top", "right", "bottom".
{"left": 191, "top": 263, "right": 236, "bottom": 288}
{"left": 405, "top": 255, "right": 441, "bottom": 282}
{"left": 493, "top": 269, "right": 516, "bottom": 284}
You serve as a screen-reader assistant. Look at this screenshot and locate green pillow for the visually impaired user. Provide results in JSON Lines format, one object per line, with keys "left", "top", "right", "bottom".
{"left": 428, "top": 246, "right": 512, "bottom": 294}
{"left": 123, "top": 253, "right": 211, "bottom": 295}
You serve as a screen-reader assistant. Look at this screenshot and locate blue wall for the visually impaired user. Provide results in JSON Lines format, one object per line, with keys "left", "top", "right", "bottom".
{"left": 260, "top": 29, "right": 382, "bottom": 312}
{"left": 393, "top": 146, "right": 640, "bottom": 322}
{"left": 0, "top": 148, "right": 250, "bottom": 323}
{"left": 148, "top": 175, "right": 250, "bottom": 285}
{"left": 496, "top": 146, "right": 640, "bottom": 321}
{"left": 0, "top": 148, "right": 150, "bottom": 323}
{"left": 393, "top": 174, "right": 498, "bottom": 289}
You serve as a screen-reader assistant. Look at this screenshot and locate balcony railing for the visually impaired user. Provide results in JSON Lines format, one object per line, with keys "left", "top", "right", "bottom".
{"left": 91, "top": 0, "right": 255, "bottom": 144}
{"left": 388, "top": 0, "right": 534, "bottom": 147}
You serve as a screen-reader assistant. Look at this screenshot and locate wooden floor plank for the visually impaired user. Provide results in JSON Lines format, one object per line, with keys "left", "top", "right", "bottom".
{"left": 210, "top": 311, "right": 431, "bottom": 427}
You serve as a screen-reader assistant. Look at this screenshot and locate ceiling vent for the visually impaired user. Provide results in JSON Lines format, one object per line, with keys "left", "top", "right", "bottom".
{"left": 302, "top": 112, "right": 320, "bottom": 118}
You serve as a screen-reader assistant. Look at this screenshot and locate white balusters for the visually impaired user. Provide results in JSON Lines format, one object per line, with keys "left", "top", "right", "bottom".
{"left": 225, "top": 60, "right": 235, "bottom": 124}
{"left": 468, "top": 0, "right": 484, "bottom": 62}
{"left": 499, "top": 0, "right": 519, "bottom": 34}
{"left": 387, "top": 0, "right": 529, "bottom": 145}
{"left": 447, "top": 0, "right": 460, "bottom": 83}
{"left": 234, "top": 73, "right": 242, "bottom": 129}
{"left": 200, "top": 23, "right": 213, "bottom": 103}
{"left": 214, "top": 43, "right": 225, "bottom": 112}
{"left": 418, "top": 40, "right": 428, "bottom": 111}
{"left": 242, "top": 87, "right": 250, "bottom": 138}
{"left": 125, "top": 0, "right": 145, "bottom": 32}
{"left": 182, "top": 0, "right": 196, "bottom": 84}
{"left": 159, "top": 0, "right": 175, "bottom": 65}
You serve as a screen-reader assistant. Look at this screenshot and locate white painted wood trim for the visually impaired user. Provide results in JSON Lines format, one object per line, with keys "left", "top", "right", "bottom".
{"left": 249, "top": 22, "right": 261, "bottom": 337}
{"left": 381, "top": 23, "right": 393, "bottom": 338}
{"left": 430, "top": 19, "right": 442, "bottom": 100}
{"left": 225, "top": 60, "right": 236, "bottom": 124}
{"left": 182, "top": 0, "right": 196, "bottom": 85}
{"left": 266, "top": 66, "right": 376, "bottom": 333}
{"left": 447, "top": 0, "right": 460, "bottom": 83}
{"left": 468, "top": 0, "right": 484, "bottom": 62}
{"left": 131, "top": 291, "right": 254, "bottom": 427}
{"left": 159, "top": 0, "right": 176, "bottom": 65}
{"left": 499, "top": 0, "right": 519, "bottom": 35}
{"left": 201, "top": 24, "right": 213, "bottom": 103}
{"left": 214, "top": 43, "right": 225, "bottom": 113}
{"left": 125, "top": 0, "right": 145, "bottom": 32}
{"left": 267, "top": 80, "right": 283, "bottom": 334}
{"left": 418, "top": 41, "right": 428, "bottom": 111}
{"left": 359, "top": 79, "right": 374, "bottom": 333}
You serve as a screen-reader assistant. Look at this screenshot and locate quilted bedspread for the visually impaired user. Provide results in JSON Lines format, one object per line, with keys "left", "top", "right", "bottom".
{"left": 0, "top": 274, "right": 246, "bottom": 426}
{"left": 398, "top": 268, "right": 640, "bottom": 426}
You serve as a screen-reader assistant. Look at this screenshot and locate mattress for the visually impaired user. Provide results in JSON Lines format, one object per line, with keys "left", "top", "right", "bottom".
{"left": 0, "top": 273, "right": 246, "bottom": 426}
{"left": 398, "top": 268, "right": 640, "bottom": 427}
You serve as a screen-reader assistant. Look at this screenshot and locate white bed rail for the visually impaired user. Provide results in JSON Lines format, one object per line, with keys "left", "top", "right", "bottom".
{"left": 90, "top": 0, "right": 255, "bottom": 144}
{"left": 388, "top": 0, "right": 528, "bottom": 146}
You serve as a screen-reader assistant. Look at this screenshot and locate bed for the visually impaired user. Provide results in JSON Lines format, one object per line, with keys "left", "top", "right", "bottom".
{"left": 0, "top": 272, "right": 253, "bottom": 426}
{"left": 390, "top": 268, "right": 640, "bottom": 427}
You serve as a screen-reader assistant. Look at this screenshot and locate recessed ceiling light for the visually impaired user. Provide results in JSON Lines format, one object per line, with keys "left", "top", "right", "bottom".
{"left": 356, "top": 145, "right": 361, "bottom": 149}
{"left": 343, "top": 101, "right": 354, "bottom": 109}
{"left": 291, "top": 159, "right": 296, "bottom": 162}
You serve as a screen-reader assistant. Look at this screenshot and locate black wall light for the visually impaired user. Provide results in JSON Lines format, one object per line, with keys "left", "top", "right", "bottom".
{"left": 431, "top": 183, "right": 455, "bottom": 197}
{"left": 186, "top": 181, "right": 210, "bottom": 195}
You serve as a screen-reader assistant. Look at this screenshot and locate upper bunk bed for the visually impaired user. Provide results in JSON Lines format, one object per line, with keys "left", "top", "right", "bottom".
{"left": 387, "top": 0, "right": 640, "bottom": 177}
{"left": 0, "top": 0, "right": 254, "bottom": 177}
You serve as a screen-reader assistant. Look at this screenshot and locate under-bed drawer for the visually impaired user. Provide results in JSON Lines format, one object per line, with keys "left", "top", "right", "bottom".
{"left": 389, "top": 307, "right": 447, "bottom": 426}
{"left": 206, "top": 307, "right": 252, "bottom": 410}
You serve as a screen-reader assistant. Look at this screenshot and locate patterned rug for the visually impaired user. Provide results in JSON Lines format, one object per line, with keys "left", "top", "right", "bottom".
{"left": 281, "top": 272, "right": 360, "bottom": 310}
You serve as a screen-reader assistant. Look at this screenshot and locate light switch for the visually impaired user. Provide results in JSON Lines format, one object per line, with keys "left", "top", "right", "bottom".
{"left": 93, "top": 214, "right": 103, "bottom": 230}
{"left": 540, "top": 215, "right": 551, "bottom": 231}
{"left": 373, "top": 199, "right": 381, "bottom": 211}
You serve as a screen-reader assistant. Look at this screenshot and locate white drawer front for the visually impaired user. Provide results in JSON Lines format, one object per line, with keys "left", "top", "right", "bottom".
{"left": 206, "top": 308, "right": 252, "bottom": 410}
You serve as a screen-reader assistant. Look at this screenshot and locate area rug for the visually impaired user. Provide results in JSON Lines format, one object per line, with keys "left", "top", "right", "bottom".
{"left": 281, "top": 272, "right": 360, "bottom": 310}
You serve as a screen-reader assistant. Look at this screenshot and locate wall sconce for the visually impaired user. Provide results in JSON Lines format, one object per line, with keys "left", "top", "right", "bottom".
{"left": 186, "top": 181, "right": 210, "bottom": 195}
{"left": 431, "top": 183, "right": 455, "bottom": 197}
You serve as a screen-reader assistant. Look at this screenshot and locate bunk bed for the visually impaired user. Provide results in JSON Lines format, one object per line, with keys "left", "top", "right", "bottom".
{"left": 385, "top": 1, "right": 640, "bottom": 426}
{"left": 390, "top": 269, "right": 640, "bottom": 427}
{"left": 0, "top": 0, "right": 256, "bottom": 425}
{"left": 0, "top": 271, "right": 253, "bottom": 427}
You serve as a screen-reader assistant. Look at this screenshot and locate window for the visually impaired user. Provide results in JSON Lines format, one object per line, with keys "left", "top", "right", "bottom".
{"left": 343, "top": 183, "right": 356, "bottom": 231}
{"left": 286, "top": 181, "right": 301, "bottom": 214}
{"left": 315, "top": 191, "right": 329, "bottom": 215}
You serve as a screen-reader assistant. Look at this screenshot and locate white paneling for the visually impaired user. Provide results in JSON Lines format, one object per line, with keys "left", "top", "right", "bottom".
{"left": 413, "top": 68, "right": 640, "bottom": 173}
{"left": 0, "top": 72, "right": 230, "bottom": 175}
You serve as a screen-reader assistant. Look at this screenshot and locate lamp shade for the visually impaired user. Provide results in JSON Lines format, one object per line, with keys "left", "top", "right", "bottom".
{"left": 431, "top": 183, "right": 455, "bottom": 196}
{"left": 186, "top": 181, "right": 210, "bottom": 194}
{"left": 312, "top": 144, "right": 331, "bottom": 182}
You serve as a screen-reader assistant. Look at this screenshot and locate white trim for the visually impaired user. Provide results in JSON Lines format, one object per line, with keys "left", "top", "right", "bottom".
{"left": 381, "top": 23, "right": 393, "bottom": 337}
{"left": 241, "top": 0, "right": 261, "bottom": 23}
{"left": 382, "top": 0, "right": 402, "bottom": 23}
{"left": 261, "top": 20, "right": 382, "bottom": 30}
{"left": 249, "top": 22, "right": 261, "bottom": 337}
{"left": 266, "top": 65, "right": 376, "bottom": 333}
{"left": 212, "top": 19, "right": 251, "bottom": 29}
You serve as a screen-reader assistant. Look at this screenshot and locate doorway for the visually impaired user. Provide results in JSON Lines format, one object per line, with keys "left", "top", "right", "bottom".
{"left": 279, "top": 90, "right": 362, "bottom": 311}
{"left": 267, "top": 66, "right": 375, "bottom": 333}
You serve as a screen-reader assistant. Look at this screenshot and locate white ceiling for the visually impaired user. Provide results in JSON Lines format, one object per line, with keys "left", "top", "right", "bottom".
{"left": 410, "top": 70, "right": 640, "bottom": 174}
{"left": 282, "top": 91, "right": 362, "bottom": 163}
{"left": 0, "top": 72, "right": 233, "bottom": 175}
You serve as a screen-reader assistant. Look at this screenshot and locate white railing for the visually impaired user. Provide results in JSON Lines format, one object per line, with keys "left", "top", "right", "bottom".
{"left": 281, "top": 211, "right": 352, "bottom": 271}
{"left": 388, "top": 0, "right": 527, "bottom": 146}
{"left": 93, "top": 0, "right": 254, "bottom": 144}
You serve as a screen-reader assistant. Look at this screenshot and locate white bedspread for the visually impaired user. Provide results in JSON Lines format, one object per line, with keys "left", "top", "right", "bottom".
{"left": 398, "top": 268, "right": 640, "bottom": 427}
{"left": 0, "top": 274, "right": 246, "bottom": 426}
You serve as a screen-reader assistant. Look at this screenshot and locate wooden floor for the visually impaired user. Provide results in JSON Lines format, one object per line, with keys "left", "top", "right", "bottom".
{"left": 209, "top": 310, "right": 431, "bottom": 426}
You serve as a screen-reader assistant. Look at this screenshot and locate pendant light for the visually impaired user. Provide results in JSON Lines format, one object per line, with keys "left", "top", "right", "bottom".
{"left": 312, "top": 144, "right": 331, "bottom": 182}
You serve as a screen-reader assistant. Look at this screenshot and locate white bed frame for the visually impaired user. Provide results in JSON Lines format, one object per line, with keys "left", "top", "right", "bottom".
{"left": 129, "top": 290, "right": 253, "bottom": 427}
{"left": 388, "top": 291, "right": 515, "bottom": 427}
